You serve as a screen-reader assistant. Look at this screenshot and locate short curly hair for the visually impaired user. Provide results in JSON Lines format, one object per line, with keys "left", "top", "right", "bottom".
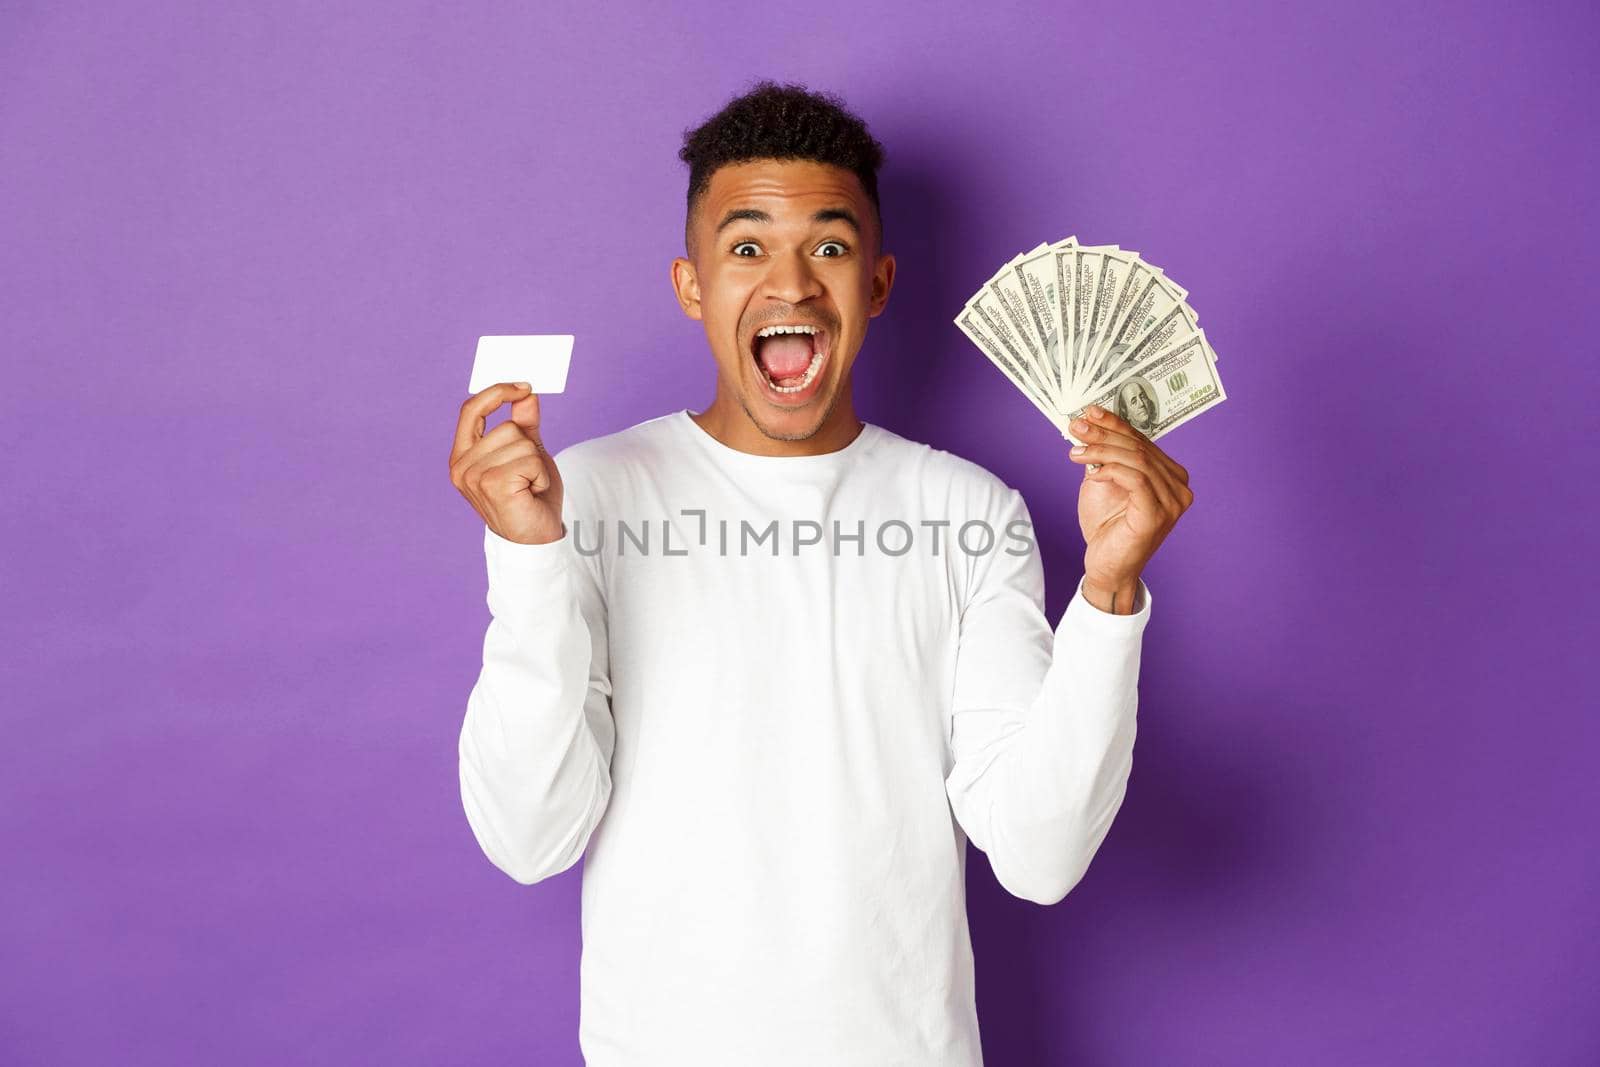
{"left": 678, "top": 81, "right": 886, "bottom": 246}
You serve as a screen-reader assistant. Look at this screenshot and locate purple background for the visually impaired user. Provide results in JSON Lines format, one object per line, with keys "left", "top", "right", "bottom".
{"left": 3, "top": 2, "right": 1596, "bottom": 1064}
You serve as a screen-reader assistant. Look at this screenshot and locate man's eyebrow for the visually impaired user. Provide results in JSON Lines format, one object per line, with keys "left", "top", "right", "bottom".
{"left": 712, "top": 206, "right": 862, "bottom": 235}
{"left": 811, "top": 208, "right": 860, "bottom": 234}
{"left": 714, "top": 208, "right": 772, "bottom": 233}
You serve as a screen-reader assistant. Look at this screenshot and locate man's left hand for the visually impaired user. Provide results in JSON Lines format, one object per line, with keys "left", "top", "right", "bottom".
{"left": 1066, "top": 404, "right": 1194, "bottom": 614}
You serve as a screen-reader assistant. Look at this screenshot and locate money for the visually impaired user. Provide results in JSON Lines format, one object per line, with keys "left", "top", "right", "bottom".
{"left": 953, "top": 236, "right": 1225, "bottom": 444}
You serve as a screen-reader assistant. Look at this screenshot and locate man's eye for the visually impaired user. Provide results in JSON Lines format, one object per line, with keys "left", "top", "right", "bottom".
{"left": 732, "top": 242, "right": 761, "bottom": 257}
{"left": 816, "top": 241, "right": 848, "bottom": 257}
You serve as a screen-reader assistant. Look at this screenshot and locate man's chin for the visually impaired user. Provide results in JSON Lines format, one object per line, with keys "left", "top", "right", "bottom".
{"left": 740, "top": 387, "right": 834, "bottom": 442}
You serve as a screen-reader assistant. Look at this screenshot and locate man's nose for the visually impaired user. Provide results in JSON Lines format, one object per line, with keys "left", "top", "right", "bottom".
{"left": 761, "top": 249, "right": 823, "bottom": 305}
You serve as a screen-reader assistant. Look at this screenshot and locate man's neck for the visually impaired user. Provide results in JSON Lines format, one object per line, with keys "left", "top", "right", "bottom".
{"left": 691, "top": 383, "right": 864, "bottom": 457}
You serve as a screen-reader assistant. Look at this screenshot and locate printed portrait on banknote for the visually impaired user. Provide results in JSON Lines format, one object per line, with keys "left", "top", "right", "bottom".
{"left": 1116, "top": 376, "right": 1159, "bottom": 432}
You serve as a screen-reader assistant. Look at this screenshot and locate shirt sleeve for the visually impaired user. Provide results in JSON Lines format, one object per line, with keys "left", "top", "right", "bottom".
{"left": 457, "top": 521, "right": 616, "bottom": 885}
{"left": 943, "top": 487, "right": 1152, "bottom": 905}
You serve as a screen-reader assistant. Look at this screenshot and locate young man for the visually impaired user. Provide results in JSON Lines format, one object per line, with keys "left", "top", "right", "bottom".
{"left": 448, "top": 82, "right": 1193, "bottom": 1065}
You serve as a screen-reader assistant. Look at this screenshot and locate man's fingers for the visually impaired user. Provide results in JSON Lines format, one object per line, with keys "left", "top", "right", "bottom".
{"left": 1082, "top": 461, "right": 1167, "bottom": 521}
{"left": 1070, "top": 441, "right": 1180, "bottom": 513}
{"left": 450, "top": 419, "right": 536, "bottom": 487}
{"left": 460, "top": 437, "right": 541, "bottom": 492}
{"left": 1078, "top": 404, "right": 1189, "bottom": 486}
{"left": 484, "top": 452, "right": 553, "bottom": 495}
{"left": 451, "top": 382, "right": 532, "bottom": 465}
{"left": 1071, "top": 409, "right": 1146, "bottom": 460}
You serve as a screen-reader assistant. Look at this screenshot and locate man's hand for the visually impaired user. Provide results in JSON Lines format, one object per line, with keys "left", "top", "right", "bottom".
{"left": 1065, "top": 404, "right": 1194, "bottom": 614}
{"left": 449, "top": 382, "right": 566, "bottom": 546}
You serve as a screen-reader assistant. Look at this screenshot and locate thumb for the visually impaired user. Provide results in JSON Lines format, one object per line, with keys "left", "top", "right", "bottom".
{"left": 507, "top": 386, "right": 541, "bottom": 438}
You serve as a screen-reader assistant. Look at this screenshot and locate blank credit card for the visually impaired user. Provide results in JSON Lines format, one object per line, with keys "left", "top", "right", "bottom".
{"left": 468, "top": 335, "right": 574, "bottom": 394}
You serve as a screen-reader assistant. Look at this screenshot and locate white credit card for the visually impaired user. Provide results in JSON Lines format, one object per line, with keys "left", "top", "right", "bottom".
{"left": 468, "top": 335, "right": 574, "bottom": 394}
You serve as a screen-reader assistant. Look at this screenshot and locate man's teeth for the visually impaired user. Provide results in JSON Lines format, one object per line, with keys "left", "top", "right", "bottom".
{"left": 765, "top": 349, "right": 824, "bottom": 393}
{"left": 752, "top": 324, "right": 824, "bottom": 392}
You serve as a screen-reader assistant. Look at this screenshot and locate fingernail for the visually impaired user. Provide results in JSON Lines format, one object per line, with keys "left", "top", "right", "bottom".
{"left": 1070, "top": 419, "right": 1088, "bottom": 433}
{"left": 1087, "top": 405, "right": 1103, "bottom": 417}
{"left": 514, "top": 381, "right": 531, "bottom": 390}
{"left": 1070, "top": 445, "right": 1086, "bottom": 456}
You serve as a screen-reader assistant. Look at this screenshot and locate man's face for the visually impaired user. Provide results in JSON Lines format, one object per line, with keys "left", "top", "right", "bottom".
{"left": 671, "top": 159, "right": 895, "bottom": 441}
{"left": 1121, "top": 382, "right": 1151, "bottom": 424}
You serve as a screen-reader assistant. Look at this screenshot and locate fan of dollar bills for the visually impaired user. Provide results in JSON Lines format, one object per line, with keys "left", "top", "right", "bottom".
{"left": 954, "top": 237, "right": 1226, "bottom": 444}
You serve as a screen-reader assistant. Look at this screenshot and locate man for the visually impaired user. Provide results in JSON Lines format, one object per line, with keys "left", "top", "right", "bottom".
{"left": 449, "top": 81, "right": 1193, "bottom": 1065}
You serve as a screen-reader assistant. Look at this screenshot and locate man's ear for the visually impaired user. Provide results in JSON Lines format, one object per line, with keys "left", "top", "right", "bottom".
{"left": 867, "top": 251, "right": 896, "bottom": 318}
{"left": 671, "top": 255, "right": 703, "bottom": 321}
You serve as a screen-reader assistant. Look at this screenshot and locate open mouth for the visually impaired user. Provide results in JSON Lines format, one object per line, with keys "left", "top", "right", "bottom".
{"left": 749, "top": 323, "right": 829, "bottom": 397}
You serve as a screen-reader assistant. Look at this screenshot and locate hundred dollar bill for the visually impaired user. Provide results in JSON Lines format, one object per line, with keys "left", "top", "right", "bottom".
{"left": 1066, "top": 244, "right": 1121, "bottom": 397}
{"left": 1051, "top": 248, "right": 1078, "bottom": 403}
{"left": 1089, "top": 256, "right": 1168, "bottom": 372}
{"left": 1083, "top": 250, "right": 1140, "bottom": 392}
{"left": 1052, "top": 245, "right": 1106, "bottom": 400}
{"left": 954, "top": 305, "right": 1075, "bottom": 436}
{"left": 1063, "top": 331, "right": 1225, "bottom": 445}
{"left": 953, "top": 294, "right": 1056, "bottom": 415}
{"left": 1081, "top": 252, "right": 1171, "bottom": 377}
{"left": 1092, "top": 264, "right": 1196, "bottom": 390}
{"left": 1090, "top": 297, "right": 1208, "bottom": 394}
{"left": 985, "top": 243, "right": 1057, "bottom": 405}
{"left": 1129, "top": 263, "right": 1194, "bottom": 348}
{"left": 966, "top": 284, "right": 1058, "bottom": 408}
{"left": 1007, "top": 236, "right": 1077, "bottom": 404}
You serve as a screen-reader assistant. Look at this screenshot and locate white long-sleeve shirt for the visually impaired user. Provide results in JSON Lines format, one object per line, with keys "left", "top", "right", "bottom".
{"left": 458, "top": 409, "right": 1152, "bottom": 1066}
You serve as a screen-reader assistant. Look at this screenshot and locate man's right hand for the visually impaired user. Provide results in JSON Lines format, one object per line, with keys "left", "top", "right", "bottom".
{"left": 449, "top": 382, "right": 565, "bottom": 545}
